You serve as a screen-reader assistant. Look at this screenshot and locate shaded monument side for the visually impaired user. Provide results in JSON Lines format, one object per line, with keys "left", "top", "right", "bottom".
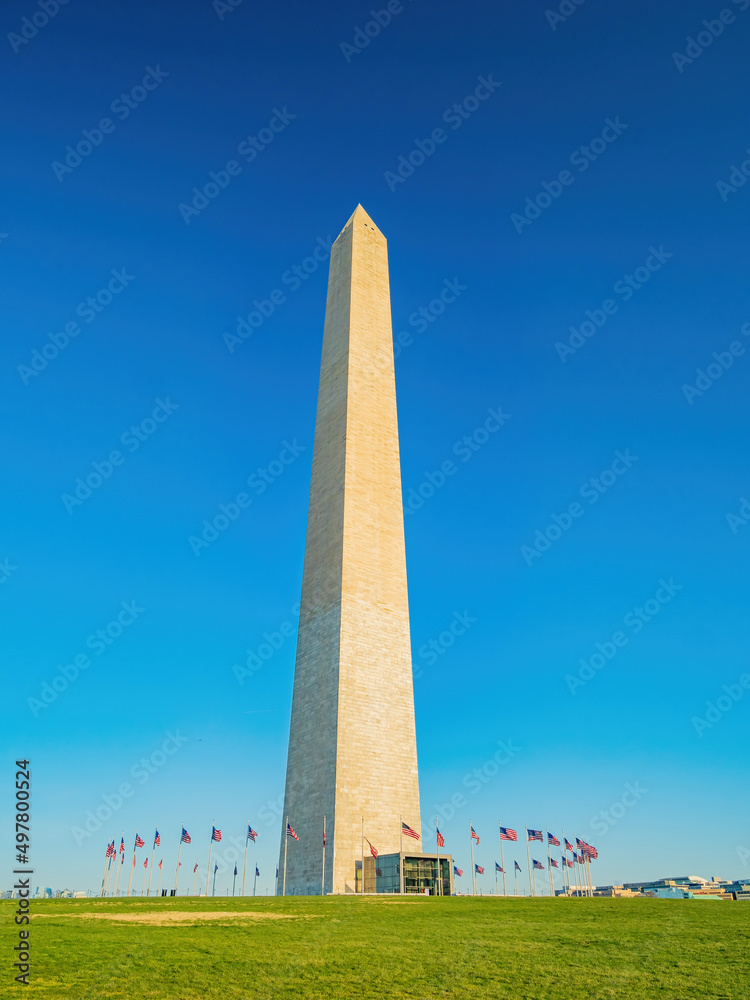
{"left": 278, "top": 220, "right": 353, "bottom": 894}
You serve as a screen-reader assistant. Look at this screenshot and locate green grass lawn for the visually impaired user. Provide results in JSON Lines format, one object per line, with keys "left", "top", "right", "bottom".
{"left": 3, "top": 894, "right": 748, "bottom": 999}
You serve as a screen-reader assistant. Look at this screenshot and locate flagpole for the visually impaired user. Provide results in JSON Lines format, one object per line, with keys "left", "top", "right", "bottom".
{"left": 148, "top": 836, "right": 156, "bottom": 897}
{"left": 106, "top": 849, "right": 116, "bottom": 896}
{"left": 470, "top": 821, "right": 476, "bottom": 897}
{"left": 126, "top": 831, "right": 138, "bottom": 897}
{"left": 157, "top": 861, "right": 163, "bottom": 896}
{"left": 114, "top": 844, "right": 123, "bottom": 897}
{"left": 525, "top": 828, "right": 532, "bottom": 896}
{"left": 242, "top": 820, "right": 249, "bottom": 897}
{"left": 174, "top": 831, "right": 183, "bottom": 894}
{"left": 212, "top": 863, "right": 217, "bottom": 897}
{"left": 399, "top": 815, "right": 403, "bottom": 894}
{"left": 498, "top": 827, "right": 506, "bottom": 896}
{"left": 435, "top": 817, "right": 441, "bottom": 897}
{"left": 561, "top": 828, "right": 568, "bottom": 894}
{"left": 514, "top": 863, "right": 518, "bottom": 896}
{"left": 205, "top": 826, "right": 214, "bottom": 897}
{"left": 233, "top": 867, "right": 237, "bottom": 896}
{"left": 99, "top": 846, "right": 109, "bottom": 897}
{"left": 546, "top": 828, "right": 553, "bottom": 897}
{"left": 282, "top": 816, "right": 289, "bottom": 896}
{"left": 532, "top": 861, "right": 537, "bottom": 898}
{"left": 141, "top": 859, "right": 148, "bottom": 896}
{"left": 254, "top": 865, "right": 258, "bottom": 896}
{"left": 192, "top": 864, "right": 198, "bottom": 896}
{"left": 321, "top": 815, "right": 326, "bottom": 896}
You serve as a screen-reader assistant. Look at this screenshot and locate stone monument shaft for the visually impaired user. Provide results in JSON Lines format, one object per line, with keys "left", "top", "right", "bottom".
{"left": 278, "top": 205, "right": 421, "bottom": 895}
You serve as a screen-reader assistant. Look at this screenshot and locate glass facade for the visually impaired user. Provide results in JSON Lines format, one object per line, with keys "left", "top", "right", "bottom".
{"left": 355, "top": 853, "right": 453, "bottom": 895}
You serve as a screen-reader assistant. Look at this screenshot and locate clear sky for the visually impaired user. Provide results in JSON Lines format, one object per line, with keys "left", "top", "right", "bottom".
{"left": 3, "top": 0, "right": 749, "bottom": 895}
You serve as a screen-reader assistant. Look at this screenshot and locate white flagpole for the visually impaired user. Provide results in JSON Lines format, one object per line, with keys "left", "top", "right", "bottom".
{"left": 157, "top": 861, "right": 163, "bottom": 896}
{"left": 525, "top": 828, "right": 533, "bottom": 896}
{"left": 321, "top": 815, "right": 326, "bottom": 896}
{"left": 147, "top": 836, "right": 156, "bottom": 897}
{"left": 282, "top": 816, "right": 289, "bottom": 896}
{"left": 192, "top": 864, "right": 198, "bottom": 896}
{"left": 532, "top": 860, "right": 537, "bottom": 897}
{"left": 114, "top": 846, "right": 123, "bottom": 897}
{"left": 242, "top": 821, "right": 249, "bottom": 898}
{"left": 99, "top": 847, "right": 110, "bottom": 897}
{"left": 399, "top": 815, "right": 403, "bottom": 894}
{"left": 205, "top": 827, "right": 214, "bottom": 897}
{"left": 174, "top": 828, "right": 183, "bottom": 894}
{"left": 126, "top": 832, "right": 138, "bottom": 897}
{"left": 435, "top": 817, "right": 441, "bottom": 897}
{"left": 470, "top": 821, "right": 477, "bottom": 897}
{"left": 546, "top": 829, "right": 553, "bottom": 897}
{"left": 561, "top": 828, "right": 568, "bottom": 894}
{"left": 141, "top": 859, "right": 148, "bottom": 896}
{"left": 514, "top": 863, "right": 518, "bottom": 896}
{"left": 253, "top": 865, "right": 258, "bottom": 896}
{"left": 498, "top": 827, "right": 506, "bottom": 896}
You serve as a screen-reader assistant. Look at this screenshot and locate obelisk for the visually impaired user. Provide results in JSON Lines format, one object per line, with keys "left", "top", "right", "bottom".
{"left": 278, "top": 205, "right": 421, "bottom": 895}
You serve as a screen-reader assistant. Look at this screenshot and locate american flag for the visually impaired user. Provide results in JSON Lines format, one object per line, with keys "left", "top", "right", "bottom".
{"left": 402, "top": 822, "right": 420, "bottom": 840}
{"left": 287, "top": 823, "right": 299, "bottom": 841}
{"left": 143, "top": 859, "right": 148, "bottom": 868}
{"left": 495, "top": 862, "right": 504, "bottom": 873}
{"left": 119, "top": 838, "right": 125, "bottom": 853}
{"left": 532, "top": 859, "right": 544, "bottom": 870}
{"left": 527, "top": 829, "right": 542, "bottom": 842}
{"left": 212, "top": 826, "right": 222, "bottom": 842}
{"left": 134, "top": 834, "right": 145, "bottom": 848}
{"left": 234, "top": 866, "right": 238, "bottom": 876}
{"left": 154, "top": 830, "right": 160, "bottom": 847}
{"left": 247, "top": 825, "right": 258, "bottom": 842}
{"left": 106, "top": 841, "right": 114, "bottom": 858}
{"left": 564, "top": 838, "right": 573, "bottom": 852}
{"left": 181, "top": 828, "right": 191, "bottom": 844}
{"left": 436, "top": 828, "right": 445, "bottom": 848}
{"left": 563, "top": 857, "right": 573, "bottom": 869}
{"left": 255, "top": 866, "right": 260, "bottom": 877}
{"left": 547, "top": 832, "right": 560, "bottom": 847}
{"left": 158, "top": 859, "right": 163, "bottom": 870}
{"left": 475, "top": 864, "right": 485, "bottom": 875}
{"left": 193, "top": 863, "right": 198, "bottom": 873}
{"left": 470, "top": 826, "right": 480, "bottom": 844}
{"left": 577, "top": 839, "right": 598, "bottom": 859}
{"left": 499, "top": 826, "right": 517, "bottom": 842}
{"left": 514, "top": 861, "right": 522, "bottom": 871}
{"left": 369, "top": 842, "right": 379, "bottom": 859}
{"left": 453, "top": 865, "right": 463, "bottom": 877}
{"left": 549, "top": 858, "right": 559, "bottom": 868}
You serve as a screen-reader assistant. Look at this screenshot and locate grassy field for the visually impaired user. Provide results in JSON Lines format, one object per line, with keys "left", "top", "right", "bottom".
{"left": 3, "top": 894, "right": 748, "bottom": 999}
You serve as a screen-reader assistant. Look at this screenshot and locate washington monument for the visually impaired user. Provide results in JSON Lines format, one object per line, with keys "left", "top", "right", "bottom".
{"left": 278, "top": 205, "right": 421, "bottom": 895}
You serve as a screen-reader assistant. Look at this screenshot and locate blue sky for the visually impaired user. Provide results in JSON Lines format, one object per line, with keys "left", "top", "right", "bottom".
{"left": 2, "top": 0, "right": 749, "bottom": 894}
